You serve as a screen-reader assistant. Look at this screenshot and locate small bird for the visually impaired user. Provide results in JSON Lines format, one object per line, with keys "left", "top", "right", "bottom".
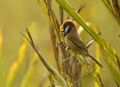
{"left": 60, "top": 19, "right": 102, "bottom": 68}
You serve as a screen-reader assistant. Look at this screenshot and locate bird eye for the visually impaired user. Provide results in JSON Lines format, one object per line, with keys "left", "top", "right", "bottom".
{"left": 63, "top": 24, "right": 72, "bottom": 36}
{"left": 63, "top": 24, "right": 71, "bottom": 31}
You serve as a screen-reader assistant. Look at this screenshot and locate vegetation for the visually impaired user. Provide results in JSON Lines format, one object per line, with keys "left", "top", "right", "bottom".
{"left": 0, "top": 0, "right": 120, "bottom": 87}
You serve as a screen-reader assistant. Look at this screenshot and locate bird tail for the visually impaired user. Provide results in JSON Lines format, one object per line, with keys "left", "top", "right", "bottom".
{"left": 87, "top": 54, "right": 103, "bottom": 68}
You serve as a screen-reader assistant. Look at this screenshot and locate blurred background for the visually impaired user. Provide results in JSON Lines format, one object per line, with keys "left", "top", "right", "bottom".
{"left": 0, "top": 0, "right": 120, "bottom": 87}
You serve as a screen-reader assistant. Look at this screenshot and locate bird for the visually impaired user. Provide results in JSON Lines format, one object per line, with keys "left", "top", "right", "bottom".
{"left": 60, "top": 19, "right": 103, "bottom": 68}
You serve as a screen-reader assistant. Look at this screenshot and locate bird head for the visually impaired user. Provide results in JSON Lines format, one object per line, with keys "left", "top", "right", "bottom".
{"left": 60, "top": 19, "right": 77, "bottom": 36}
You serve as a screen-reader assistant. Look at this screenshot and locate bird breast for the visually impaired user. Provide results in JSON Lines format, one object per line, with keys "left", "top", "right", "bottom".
{"left": 65, "top": 33, "right": 84, "bottom": 55}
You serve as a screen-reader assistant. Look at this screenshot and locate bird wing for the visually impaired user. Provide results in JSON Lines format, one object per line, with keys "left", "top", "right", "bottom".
{"left": 69, "top": 35, "right": 88, "bottom": 53}
{"left": 69, "top": 35, "right": 103, "bottom": 68}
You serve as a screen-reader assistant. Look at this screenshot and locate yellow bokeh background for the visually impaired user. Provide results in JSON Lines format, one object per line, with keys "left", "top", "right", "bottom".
{"left": 0, "top": 0, "right": 120, "bottom": 87}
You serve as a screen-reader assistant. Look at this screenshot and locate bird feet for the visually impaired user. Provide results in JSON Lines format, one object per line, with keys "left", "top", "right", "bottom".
{"left": 57, "top": 40, "right": 66, "bottom": 48}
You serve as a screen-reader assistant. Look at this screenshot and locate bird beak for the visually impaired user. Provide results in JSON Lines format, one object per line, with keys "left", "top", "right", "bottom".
{"left": 60, "top": 26, "right": 64, "bottom": 32}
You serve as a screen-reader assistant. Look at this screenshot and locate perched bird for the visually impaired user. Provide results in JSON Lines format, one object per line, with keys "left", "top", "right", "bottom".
{"left": 60, "top": 19, "right": 102, "bottom": 68}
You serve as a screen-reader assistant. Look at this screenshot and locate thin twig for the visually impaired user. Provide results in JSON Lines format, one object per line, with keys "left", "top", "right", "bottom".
{"left": 20, "top": 32, "right": 31, "bottom": 43}
{"left": 115, "top": 79, "right": 120, "bottom": 87}
{"left": 86, "top": 39, "right": 95, "bottom": 49}
{"left": 49, "top": 21, "right": 60, "bottom": 72}
{"left": 115, "top": 55, "right": 120, "bottom": 72}
{"left": 71, "top": 55, "right": 82, "bottom": 87}
{"left": 22, "top": 29, "right": 68, "bottom": 87}
{"left": 46, "top": 0, "right": 60, "bottom": 72}
{"left": 77, "top": 2, "right": 86, "bottom": 13}
{"left": 101, "top": 0, "right": 120, "bottom": 25}
{"left": 49, "top": 74, "right": 55, "bottom": 87}
{"left": 44, "top": 0, "right": 72, "bottom": 77}
{"left": 97, "top": 73, "right": 104, "bottom": 87}
{"left": 59, "top": 6, "right": 64, "bottom": 24}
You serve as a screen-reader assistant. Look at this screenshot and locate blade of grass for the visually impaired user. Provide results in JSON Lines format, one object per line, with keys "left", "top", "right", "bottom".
{"left": 49, "top": 20, "right": 60, "bottom": 72}
{"left": 94, "top": 39, "right": 101, "bottom": 87}
{"left": 37, "top": 0, "right": 48, "bottom": 14}
{"left": 49, "top": 73, "right": 56, "bottom": 87}
{"left": 59, "top": 6, "right": 64, "bottom": 24}
{"left": 47, "top": 0, "right": 60, "bottom": 72}
{"left": 6, "top": 41, "right": 27, "bottom": 87}
{"left": 94, "top": 42, "right": 104, "bottom": 87}
{"left": 0, "top": 31, "right": 3, "bottom": 57}
{"left": 116, "top": 55, "right": 120, "bottom": 72}
{"left": 55, "top": 0, "right": 120, "bottom": 85}
{"left": 104, "top": 55, "right": 120, "bottom": 86}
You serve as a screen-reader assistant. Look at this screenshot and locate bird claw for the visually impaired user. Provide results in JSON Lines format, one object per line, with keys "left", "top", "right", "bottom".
{"left": 57, "top": 40, "right": 66, "bottom": 48}
{"left": 65, "top": 46, "right": 70, "bottom": 51}
{"left": 57, "top": 40, "right": 63, "bottom": 45}
{"left": 63, "top": 58, "right": 71, "bottom": 62}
